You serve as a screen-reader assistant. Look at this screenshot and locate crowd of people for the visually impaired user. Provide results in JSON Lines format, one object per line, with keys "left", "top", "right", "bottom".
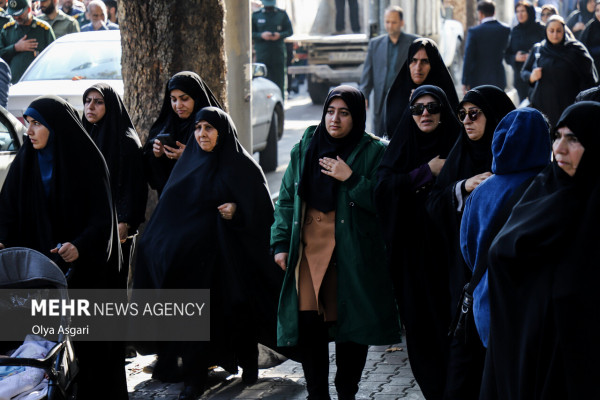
{"left": 0, "top": 0, "right": 599, "bottom": 400}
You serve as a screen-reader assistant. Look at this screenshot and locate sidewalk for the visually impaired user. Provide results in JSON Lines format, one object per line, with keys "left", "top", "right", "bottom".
{"left": 126, "top": 341, "right": 424, "bottom": 399}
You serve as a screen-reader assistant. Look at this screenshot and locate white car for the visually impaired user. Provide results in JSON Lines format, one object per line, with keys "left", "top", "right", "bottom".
{"left": 7, "top": 31, "right": 284, "bottom": 172}
{"left": 0, "top": 106, "right": 27, "bottom": 186}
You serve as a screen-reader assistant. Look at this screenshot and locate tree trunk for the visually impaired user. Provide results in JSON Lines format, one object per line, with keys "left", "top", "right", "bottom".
{"left": 118, "top": 0, "right": 227, "bottom": 143}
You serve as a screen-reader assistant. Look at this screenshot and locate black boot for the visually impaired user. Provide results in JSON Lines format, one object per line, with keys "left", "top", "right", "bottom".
{"left": 299, "top": 311, "right": 331, "bottom": 400}
{"left": 334, "top": 342, "right": 368, "bottom": 400}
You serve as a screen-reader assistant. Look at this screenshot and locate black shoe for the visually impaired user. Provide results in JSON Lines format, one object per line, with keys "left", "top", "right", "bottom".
{"left": 178, "top": 384, "right": 203, "bottom": 400}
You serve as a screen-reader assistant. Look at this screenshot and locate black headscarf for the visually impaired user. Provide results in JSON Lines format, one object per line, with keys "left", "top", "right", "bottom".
{"left": 384, "top": 38, "right": 459, "bottom": 138}
{"left": 447, "top": 85, "right": 516, "bottom": 181}
{"left": 82, "top": 83, "right": 147, "bottom": 230}
{"left": 541, "top": 16, "right": 598, "bottom": 84}
{"left": 142, "top": 71, "right": 222, "bottom": 193}
{"left": 381, "top": 85, "right": 461, "bottom": 175}
{"left": 298, "top": 85, "right": 366, "bottom": 213}
{"left": 481, "top": 101, "right": 600, "bottom": 399}
{"left": 0, "top": 95, "right": 118, "bottom": 288}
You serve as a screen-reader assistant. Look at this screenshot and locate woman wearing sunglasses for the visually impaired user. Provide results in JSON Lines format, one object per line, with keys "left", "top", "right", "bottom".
{"left": 375, "top": 85, "right": 460, "bottom": 400}
{"left": 425, "top": 85, "right": 515, "bottom": 399}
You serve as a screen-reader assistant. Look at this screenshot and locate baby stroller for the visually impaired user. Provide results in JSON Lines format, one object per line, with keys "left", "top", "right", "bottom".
{"left": 0, "top": 248, "right": 78, "bottom": 400}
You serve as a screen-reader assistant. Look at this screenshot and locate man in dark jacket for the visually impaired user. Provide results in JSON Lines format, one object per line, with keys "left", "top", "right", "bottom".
{"left": 462, "top": 1, "right": 510, "bottom": 94}
{"left": 359, "top": 6, "right": 418, "bottom": 137}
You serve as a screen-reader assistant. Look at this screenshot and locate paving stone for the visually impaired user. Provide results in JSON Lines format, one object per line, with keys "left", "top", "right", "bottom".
{"left": 372, "top": 364, "right": 399, "bottom": 374}
{"left": 380, "top": 383, "right": 413, "bottom": 394}
{"left": 372, "top": 394, "right": 402, "bottom": 400}
{"left": 127, "top": 344, "right": 423, "bottom": 399}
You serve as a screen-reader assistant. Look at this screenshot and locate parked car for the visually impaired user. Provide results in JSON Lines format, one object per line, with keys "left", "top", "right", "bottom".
{"left": 7, "top": 31, "right": 284, "bottom": 172}
{"left": 0, "top": 106, "right": 27, "bottom": 187}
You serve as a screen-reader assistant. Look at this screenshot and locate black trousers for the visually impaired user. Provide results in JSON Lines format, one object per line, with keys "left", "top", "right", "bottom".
{"left": 335, "top": 0, "right": 360, "bottom": 33}
{"left": 298, "top": 311, "right": 368, "bottom": 400}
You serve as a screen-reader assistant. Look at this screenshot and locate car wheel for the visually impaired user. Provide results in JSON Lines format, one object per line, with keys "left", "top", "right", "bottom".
{"left": 308, "top": 75, "right": 330, "bottom": 105}
{"left": 260, "top": 110, "right": 278, "bottom": 172}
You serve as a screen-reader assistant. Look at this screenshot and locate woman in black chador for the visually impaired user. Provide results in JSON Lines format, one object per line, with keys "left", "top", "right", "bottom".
{"left": 426, "top": 86, "right": 515, "bottom": 316}
{"left": 135, "top": 107, "right": 282, "bottom": 400}
{"left": 0, "top": 95, "right": 127, "bottom": 399}
{"left": 142, "top": 71, "right": 221, "bottom": 195}
{"left": 521, "top": 15, "right": 597, "bottom": 126}
{"left": 375, "top": 85, "right": 461, "bottom": 400}
{"left": 426, "top": 85, "right": 514, "bottom": 399}
{"left": 383, "top": 38, "right": 459, "bottom": 139}
{"left": 481, "top": 101, "right": 600, "bottom": 399}
{"left": 580, "top": 1, "right": 600, "bottom": 73}
{"left": 505, "top": 1, "right": 545, "bottom": 103}
{"left": 82, "top": 83, "right": 147, "bottom": 286}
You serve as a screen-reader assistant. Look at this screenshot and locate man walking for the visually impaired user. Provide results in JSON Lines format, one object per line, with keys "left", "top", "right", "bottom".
{"left": 38, "top": 0, "right": 79, "bottom": 38}
{"left": 0, "top": 0, "right": 55, "bottom": 83}
{"left": 360, "top": 6, "right": 418, "bottom": 137}
{"left": 462, "top": 0, "right": 510, "bottom": 94}
{"left": 252, "top": 0, "right": 293, "bottom": 97}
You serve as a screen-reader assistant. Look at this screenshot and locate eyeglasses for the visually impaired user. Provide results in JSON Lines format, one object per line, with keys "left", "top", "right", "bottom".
{"left": 458, "top": 108, "right": 482, "bottom": 122}
{"left": 541, "top": 12, "right": 554, "bottom": 17}
{"left": 410, "top": 102, "right": 441, "bottom": 115}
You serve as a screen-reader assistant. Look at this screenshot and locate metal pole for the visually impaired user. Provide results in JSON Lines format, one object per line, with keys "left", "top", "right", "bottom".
{"left": 224, "top": 0, "right": 252, "bottom": 153}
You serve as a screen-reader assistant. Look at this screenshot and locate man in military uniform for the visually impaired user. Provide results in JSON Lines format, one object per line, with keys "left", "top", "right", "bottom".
{"left": 60, "top": 0, "right": 87, "bottom": 26}
{"left": 252, "top": 0, "right": 293, "bottom": 96}
{"left": 39, "top": 0, "right": 79, "bottom": 38}
{"left": 0, "top": 0, "right": 55, "bottom": 83}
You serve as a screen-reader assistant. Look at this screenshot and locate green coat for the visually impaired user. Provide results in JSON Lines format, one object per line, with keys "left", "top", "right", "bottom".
{"left": 0, "top": 17, "right": 55, "bottom": 83}
{"left": 271, "top": 126, "right": 401, "bottom": 347}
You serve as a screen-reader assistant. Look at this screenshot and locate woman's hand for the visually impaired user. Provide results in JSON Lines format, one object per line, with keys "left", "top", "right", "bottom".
{"left": 465, "top": 172, "right": 492, "bottom": 193}
{"left": 530, "top": 67, "right": 542, "bottom": 83}
{"left": 516, "top": 51, "right": 528, "bottom": 63}
{"left": 218, "top": 202, "right": 237, "bottom": 220}
{"left": 164, "top": 141, "right": 186, "bottom": 160}
{"left": 573, "top": 21, "right": 586, "bottom": 32}
{"left": 152, "top": 139, "right": 165, "bottom": 158}
{"left": 319, "top": 156, "right": 353, "bottom": 181}
{"left": 274, "top": 252, "right": 288, "bottom": 271}
{"left": 50, "top": 242, "right": 79, "bottom": 263}
{"left": 118, "top": 222, "right": 129, "bottom": 243}
{"left": 428, "top": 156, "right": 446, "bottom": 177}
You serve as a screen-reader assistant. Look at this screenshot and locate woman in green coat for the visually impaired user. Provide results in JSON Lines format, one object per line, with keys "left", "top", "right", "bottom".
{"left": 271, "top": 85, "right": 401, "bottom": 400}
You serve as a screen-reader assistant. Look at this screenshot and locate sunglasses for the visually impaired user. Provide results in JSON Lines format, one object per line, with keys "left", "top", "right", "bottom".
{"left": 458, "top": 108, "right": 482, "bottom": 122}
{"left": 410, "top": 102, "right": 441, "bottom": 115}
{"left": 541, "top": 12, "right": 554, "bottom": 17}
